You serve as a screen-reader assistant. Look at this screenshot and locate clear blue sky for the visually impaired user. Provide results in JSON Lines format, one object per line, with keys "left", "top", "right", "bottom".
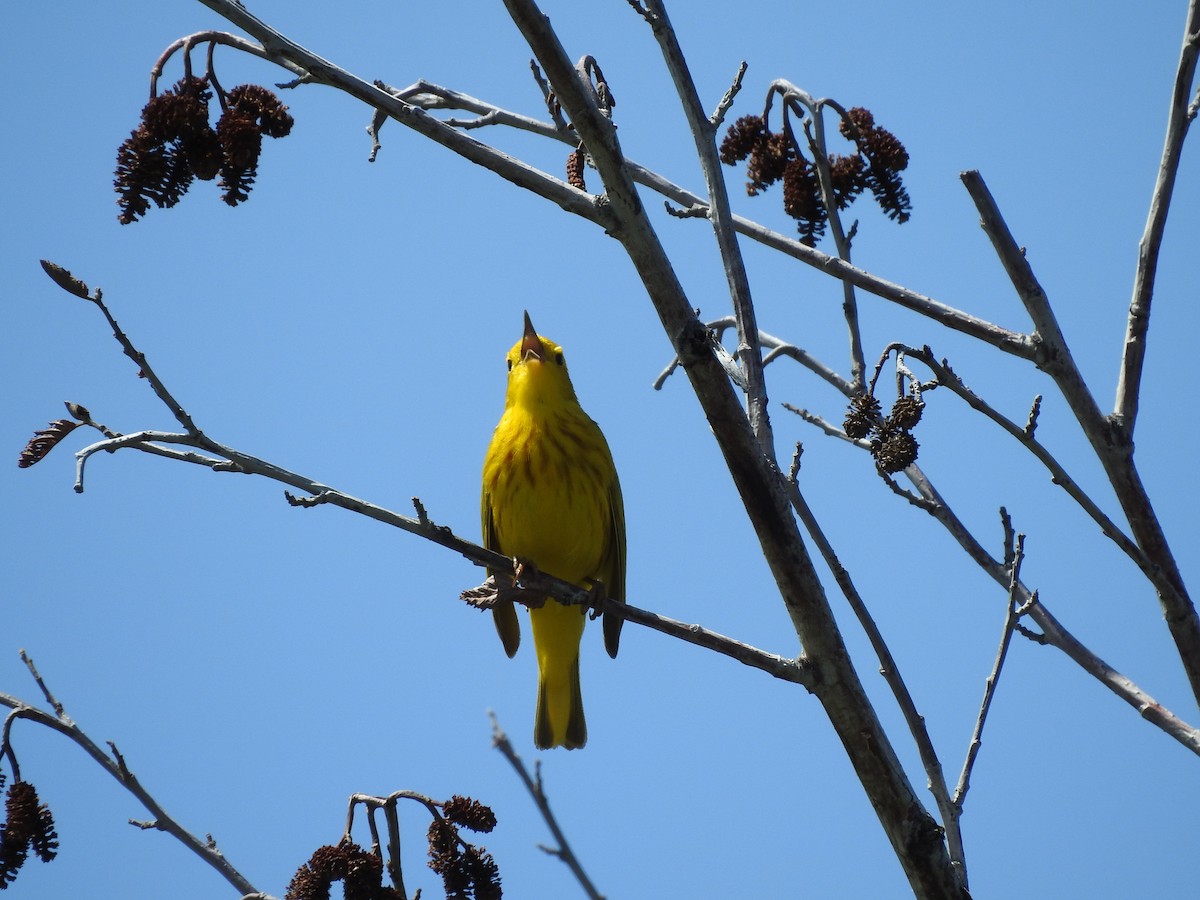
{"left": 4, "top": 2, "right": 1199, "bottom": 897}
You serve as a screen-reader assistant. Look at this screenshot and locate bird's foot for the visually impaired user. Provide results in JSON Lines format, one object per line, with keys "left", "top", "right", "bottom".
{"left": 583, "top": 577, "right": 609, "bottom": 619}
{"left": 512, "top": 559, "right": 550, "bottom": 609}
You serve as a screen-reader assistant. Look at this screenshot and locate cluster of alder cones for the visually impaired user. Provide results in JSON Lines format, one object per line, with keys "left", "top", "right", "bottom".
{"left": 719, "top": 106, "right": 911, "bottom": 246}
{"left": 115, "top": 76, "right": 293, "bottom": 223}
{"left": 284, "top": 796, "right": 500, "bottom": 900}
{"left": 0, "top": 776, "right": 58, "bottom": 889}
{"left": 843, "top": 391, "right": 925, "bottom": 473}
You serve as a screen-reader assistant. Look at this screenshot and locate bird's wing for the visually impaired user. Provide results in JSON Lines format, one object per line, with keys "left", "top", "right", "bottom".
{"left": 482, "top": 487, "right": 521, "bottom": 658}
{"left": 601, "top": 469, "right": 627, "bottom": 659}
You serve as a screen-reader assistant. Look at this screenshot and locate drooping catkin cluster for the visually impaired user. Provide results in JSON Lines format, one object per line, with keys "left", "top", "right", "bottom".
{"left": 566, "top": 149, "right": 587, "bottom": 190}
{"left": 839, "top": 106, "right": 911, "bottom": 225}
{"left": 427, "top": 795, "right": 501, "bottom": 900}
{"left": 440, "top": 795, "right": 498, "bottom": 833}
{"left": 719, "top": 103, "right": 911, "bottom": 246}
{"left": 285, "top": 839, "right": 399, "bottom": 900}
{"left": 843, "top": 391, "right": 925, "bottom": 474}
{"left": 285, "top": 795, "right": 500, "bottom": 900}
{"left": 0, "top": 776, "right": 60, "bottom": 889}
{"left": 17, "top": 420, "right": 80, "bottom": 469}
{"left": 114, "top": 76, "right": 293, "bottom": 223}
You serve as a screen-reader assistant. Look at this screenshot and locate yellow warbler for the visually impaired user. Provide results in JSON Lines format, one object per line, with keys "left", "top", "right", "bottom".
{"left": 481, "top": 312, "right": 626, "bottom": 750}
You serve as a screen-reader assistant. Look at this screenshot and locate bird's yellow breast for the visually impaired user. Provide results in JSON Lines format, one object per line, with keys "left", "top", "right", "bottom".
{"left": 483, "top": 404, "right": 613, "bottom": 586}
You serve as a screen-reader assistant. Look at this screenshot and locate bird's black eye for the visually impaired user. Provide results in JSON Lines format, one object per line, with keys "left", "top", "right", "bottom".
{"left": 507, "top": 359, "right": 513, "bottom": 371}
{"left": 555, "top": 352, "right": 564, "bottom": 366}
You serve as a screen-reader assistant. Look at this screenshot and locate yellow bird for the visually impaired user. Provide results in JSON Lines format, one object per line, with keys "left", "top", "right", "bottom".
{"left": 481, "top": 312, "right": 626, "bottom": 749}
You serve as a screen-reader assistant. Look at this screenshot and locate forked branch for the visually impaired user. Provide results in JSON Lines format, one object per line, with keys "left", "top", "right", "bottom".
{"left": 0, "top": 653, "right": 261, "bottom": 896}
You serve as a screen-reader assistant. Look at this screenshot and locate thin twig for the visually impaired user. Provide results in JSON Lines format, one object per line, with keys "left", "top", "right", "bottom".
{"left": 654, "top": 317, "right": 852, "bottom": 396}
{"left": 774, "top": 82, "right": 867, "bottom": 387}
{"left": 953, "top": 533, "right": 1029, "bottom": 814}
{"left": 85, "top": 289, "right": 201, "bottom": 437}
{"left": 784, "top": 476, "right": 966, "bottom": 882}
{"left": 528, "top": 61, "right": 570, "bottom": 132}
{"left": 710, "top": 61, "right": 748, "bottom": 127}
{"left": 1115, "top": 0, "right": 1200, "bottom": 431}
{"left": 149, "top": 30, "right": 308, "bottom": 92}
{"left": 376, "top": 79, "right": 566, "bottom": 142}
{"left": 640, "top": 0, "right": 774, "bottom": 451}
{"left": 959, "top": 172, "right": 1107, "bottom": 434}
{"left": 962, "top": 170, "right": 1200, "bottom": 708}
{"left": 380, "top": 798, "right": 407, "bottom": 900}
{"left": 599, "top": 595, "right": 812, "bottom": 684}
{"left": 888, "top": 344, "right": 1148, "bottom": 575}
{"left": 0, "top": 654, "right": 262, "bottom": 896}
{"left": 490, "top": 715, "right": 604, "bottom": 900}
{"left": 899, "top": 469, "right": 1200, "bottom": 756}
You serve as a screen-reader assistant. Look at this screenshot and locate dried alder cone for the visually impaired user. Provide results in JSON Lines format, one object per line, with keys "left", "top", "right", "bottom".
{"left": 426, "top": 816, "right": 501, "bottom": 900}
{"left": 843, "top": 390, "right": 925, "bottom": 474}
{"left": 841, "top": 392, "right": 882, "bottom": 440}
{"left": 115, "top": 76, "right": 293, "bottom": 223}
{"left": 440, "top": 794, "right": 498, "bottom": 833}
{"left": 566, "top": 148, "right": 587, "bottom": 190}
{"left": 285, "top": 839, "right": 399, "bottom": 900}
{"left": 427, "top": 794, "right": 500, "bottom": 899}
{"left": 720, "top": 104, "right": 911, "bottom": 246}
{"left": 0, "top": 776, "right": 60, "bottom": 890}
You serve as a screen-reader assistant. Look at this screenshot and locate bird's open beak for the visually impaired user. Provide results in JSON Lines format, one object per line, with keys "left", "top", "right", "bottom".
{"left": 521, "top": 310, "right": 543, "bottom": 362}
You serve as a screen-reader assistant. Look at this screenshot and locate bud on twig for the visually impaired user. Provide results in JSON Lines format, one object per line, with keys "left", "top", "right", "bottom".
{"left": 38, "top": 261, "right": 90, "bottom": 299}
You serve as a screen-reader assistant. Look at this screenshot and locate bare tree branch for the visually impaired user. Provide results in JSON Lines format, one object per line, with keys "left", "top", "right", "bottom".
{"left": 639, "top": 0, "right": 774, "bottom": 450}
{"left": 1116, "top": 0, "right": 1200, "bottom": 431}
{"left": 890, "top": 344, "right": 1147, "bottom": 574}
{"left": 654, "top": 317, "right": 853, "bottom": 395}
{"left": 900, "top": 469, "right": 1200, "bottom": 756}
{"left": 376, "top": 79, "right": 1035, "bottom": 359}
{"left": 784, "top": 467, "right": 967, "bottom": 886}
{"left": 770, "top": 81, "right": 869, "bottom": 387}
{"left": 779, "top": 387, "right": 1200, "bottom": 757}
{"left": 0, "top": 653, "right": 263, "bottom": 897}
{"left": 491, "top": 715, "right": 603, "bottom": 900}
{"left": 187, "top": 1, "right": 615, "bottom": 227}
{"left": 953, "top": 532, "right": 1031, "bottom": 814}
{"left": 962, "top": 170, "right": 1200, "bottom": 708}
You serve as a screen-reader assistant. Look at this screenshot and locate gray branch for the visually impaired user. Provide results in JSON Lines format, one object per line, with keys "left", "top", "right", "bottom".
{"left": 962, "top": 170, "right": 1200, "bottom": 708}
{"left": 491, "top": 715, "right": 604, "bottom": 900}
{"left": 640, "top": 0, "right": 774, "bottom": 450}
{"left": 0, "top": 653, "right": 264, "bottom": 897}
{"left": 1115, "top": 0, "right": 1200, "bottom": 431}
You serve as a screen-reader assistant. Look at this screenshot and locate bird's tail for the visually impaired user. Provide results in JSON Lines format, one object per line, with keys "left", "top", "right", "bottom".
{"left": 535, "top": 655, "right": 586, "bottom": 749}
{"left": 530, "top": 601, "right": 587, "bottom": 749}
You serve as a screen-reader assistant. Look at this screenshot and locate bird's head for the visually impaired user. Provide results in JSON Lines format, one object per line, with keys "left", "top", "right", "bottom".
{"left": 504, "top": 311, "right": 577, "bottom": 408}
